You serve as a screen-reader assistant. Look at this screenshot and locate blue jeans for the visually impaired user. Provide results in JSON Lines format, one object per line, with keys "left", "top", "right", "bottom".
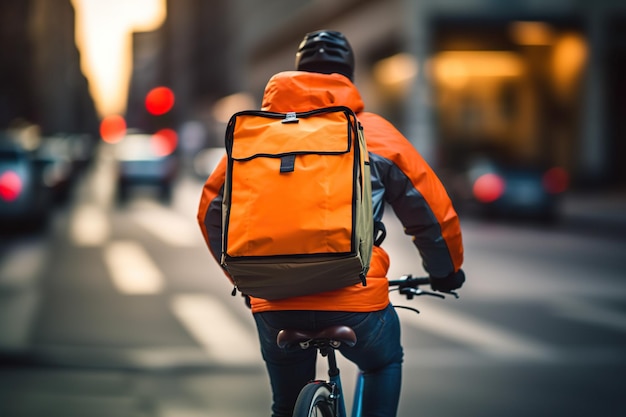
{"left": 253, "top": 303, "right": 403, "bottom": 417}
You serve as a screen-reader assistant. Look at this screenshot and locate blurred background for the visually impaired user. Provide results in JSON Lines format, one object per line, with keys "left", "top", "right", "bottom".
{"left": 0, "top": 0, "right": 625, "bottom": 416}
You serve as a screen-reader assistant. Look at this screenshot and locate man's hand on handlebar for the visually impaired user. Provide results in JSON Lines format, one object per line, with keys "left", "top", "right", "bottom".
{"left": 430, "top": 269, "right": 465, "bottom": 294}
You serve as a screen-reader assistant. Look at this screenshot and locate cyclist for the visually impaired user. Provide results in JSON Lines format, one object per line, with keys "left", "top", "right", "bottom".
{"left": 197, "top": 30, "right": 465, "bottom": 417}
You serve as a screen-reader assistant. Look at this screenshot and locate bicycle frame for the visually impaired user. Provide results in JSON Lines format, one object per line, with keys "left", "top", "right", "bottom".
{"left": 350, "top": 371, "right": 364, "bottom": 417}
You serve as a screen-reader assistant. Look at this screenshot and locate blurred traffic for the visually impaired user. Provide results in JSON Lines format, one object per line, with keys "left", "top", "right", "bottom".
{"left": 0, "top": 134, "right": 51, "bottom": 229}
{"left": 444, "top": 147, "right": 570, "bottom": 222}
{"left": 0, "top": 126, "right": 96, "bottom": 231}
{"left": 3, "top": 3, "right": 625, "bottom": 234}
{"left": 2, "top": 1, "right": 625, "bottom": 232}
{"left": 112, "top": 131, "right": 179, "bottom": 203}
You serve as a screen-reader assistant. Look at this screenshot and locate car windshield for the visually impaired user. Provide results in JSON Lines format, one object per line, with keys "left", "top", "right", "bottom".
{"left": 116, "top": 135, "right": 161, "bottom": 161}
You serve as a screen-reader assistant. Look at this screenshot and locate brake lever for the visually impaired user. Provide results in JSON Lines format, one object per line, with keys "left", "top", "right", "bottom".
{"left": 399, "top": 287, "right": 446, "bottom": 299}
{"left": 418, "top": 289, "right": 446, "bottom": 299}
{"left": 443, "top": 290, "right": 460, "bottom": 299}
{"left": 427, "top": 289, "right": 460, "bottom": 299}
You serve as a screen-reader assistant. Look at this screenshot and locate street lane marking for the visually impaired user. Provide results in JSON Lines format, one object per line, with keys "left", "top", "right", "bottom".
{"left": 104, "top": 241, "right": 164, "bottom": 294}
{"left": 553, "top": 297, "right": 626, "bottom": 333}
{"left": 70, "top": 204, "right": 109, "bottom": 246}
{"left": 0, "top": 240, "right": 46, "bottom": 287}
{"left": 170, "top": 294, "right": 259, "bottom": 365}
{"left": 130, "top": 200, "right": 200, "bottom": 247}
{"left": 392, "top": 295, "right": 557, "bottom": 361}
{"left": 0, "top": 241, "right": 45, "bottom": 349}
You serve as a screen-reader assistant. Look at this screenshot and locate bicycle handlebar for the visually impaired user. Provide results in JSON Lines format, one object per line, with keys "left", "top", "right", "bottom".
{"left": 388, "top": 274, "right": 459, "bottom": 301}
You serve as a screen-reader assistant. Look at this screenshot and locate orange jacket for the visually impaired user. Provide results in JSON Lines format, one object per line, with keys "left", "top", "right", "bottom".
{"left": 198, "top": 71, "right": 464, "bottom": 313}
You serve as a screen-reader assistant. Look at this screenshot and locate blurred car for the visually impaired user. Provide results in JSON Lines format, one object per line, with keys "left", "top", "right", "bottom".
{"left": 0, "top": 137, "right": 53, "bottom": 230}
{"left": 192, "top": 146, "right": 225, "bottom": 180}
{"left": 34, "top": 135, "right": 76, "bottom": 203}
{"left": 452, "top": 154, "right": 569, "bottom": 222}
{"left": 114, "top": 132, "right": 179, "bottom": 202}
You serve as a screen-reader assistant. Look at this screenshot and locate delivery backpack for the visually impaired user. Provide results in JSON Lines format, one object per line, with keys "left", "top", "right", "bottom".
{"left": 221, "top": 105, "right": 373, "bottom": 300}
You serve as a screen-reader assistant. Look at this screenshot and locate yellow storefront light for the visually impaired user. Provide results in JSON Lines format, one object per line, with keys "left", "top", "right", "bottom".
{"left": 509, "top": 21, "right": 555, "bottom": 46}
{"left": 373, "top": 53, "right": 419, "bottom": 90}
{"left": 433, "top": 51, "right": 525, "bottom": 87}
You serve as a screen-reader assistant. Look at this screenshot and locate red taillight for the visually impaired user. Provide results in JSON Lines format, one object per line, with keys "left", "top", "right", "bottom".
{"left": 543, "top": 167, "right": 569, "bottom": 194}
{"left": 0, "top": 171, "right": 23, "bottom": 201}
{"left": 145, "top": 87, "right": 175, "bottom": 116}
{"left": 100, "top": 115, "right": 127, "bottom": 144}
{"left": 151, "top": 129, "right": 178, "bottom": 157}
{"left": 473, "top": 173, "right": 505, "bottom": 203}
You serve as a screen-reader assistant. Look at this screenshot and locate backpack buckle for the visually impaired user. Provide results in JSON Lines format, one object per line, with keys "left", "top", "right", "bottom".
{"left": 282, "top": 112, "right": 299, "bottom": 124}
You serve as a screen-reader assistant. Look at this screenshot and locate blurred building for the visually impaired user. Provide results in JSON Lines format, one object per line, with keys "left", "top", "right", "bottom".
{"left": 129, "top": 0, "right": 626, "bottom": 188}
{"left": 0, "top": 0, "right": 98, "bottom": 137}
{"left": 126, "top": 0, "right": 239, "bottom": 151}
{"left": 126, "top": 30, "right": 164, "bottom": 131}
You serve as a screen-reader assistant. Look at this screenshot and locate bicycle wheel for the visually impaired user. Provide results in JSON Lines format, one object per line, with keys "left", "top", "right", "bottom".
{"left": 293, "top": 381, "right": 335, "bottom": 417}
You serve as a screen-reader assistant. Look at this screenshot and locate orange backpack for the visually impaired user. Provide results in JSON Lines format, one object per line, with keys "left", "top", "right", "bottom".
{"left": 221, "top": 106, "right": 373, "bottom": 300}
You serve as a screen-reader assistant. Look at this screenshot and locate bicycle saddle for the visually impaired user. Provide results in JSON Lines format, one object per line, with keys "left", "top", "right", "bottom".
{"left": 277, "top": 325, "right": 357, "bottom": 349}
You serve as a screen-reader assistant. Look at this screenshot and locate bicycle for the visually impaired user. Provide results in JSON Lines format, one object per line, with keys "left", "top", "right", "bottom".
{"left": 276, "top": 274, "right": 459, "bottom": 417}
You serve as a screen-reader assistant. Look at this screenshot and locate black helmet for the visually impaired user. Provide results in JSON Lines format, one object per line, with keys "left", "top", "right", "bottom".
{"left": 295, "top": 30, "right": 355, "bottom": 81}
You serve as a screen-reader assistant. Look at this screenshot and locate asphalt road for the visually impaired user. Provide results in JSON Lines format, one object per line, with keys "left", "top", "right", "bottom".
{"left": 1, "top": 151, "right": 625, "bottom": 417}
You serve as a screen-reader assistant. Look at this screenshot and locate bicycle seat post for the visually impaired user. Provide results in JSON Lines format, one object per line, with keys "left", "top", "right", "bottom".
{"left": 277, "top": 326, "right": 356, "bottom": 417}
{"left": 320, "top": 346, "right": 339, "bottom": 378}
{"left": 322, "top": 346, "right": 346, "bottom": 417}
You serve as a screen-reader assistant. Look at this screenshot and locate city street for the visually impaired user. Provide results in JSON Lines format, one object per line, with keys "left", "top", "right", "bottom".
{"left": 1, "top": 147, "right": 625, "bottom": 417}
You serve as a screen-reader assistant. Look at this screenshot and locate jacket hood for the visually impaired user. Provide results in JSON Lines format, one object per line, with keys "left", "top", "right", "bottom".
{"left": 261, "top": 71, "right": 364, "bottom": 113}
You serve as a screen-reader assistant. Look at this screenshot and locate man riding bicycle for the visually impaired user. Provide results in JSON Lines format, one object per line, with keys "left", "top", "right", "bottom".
{"left": 198, "top": 30, "right": 465, "bottom": 417}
